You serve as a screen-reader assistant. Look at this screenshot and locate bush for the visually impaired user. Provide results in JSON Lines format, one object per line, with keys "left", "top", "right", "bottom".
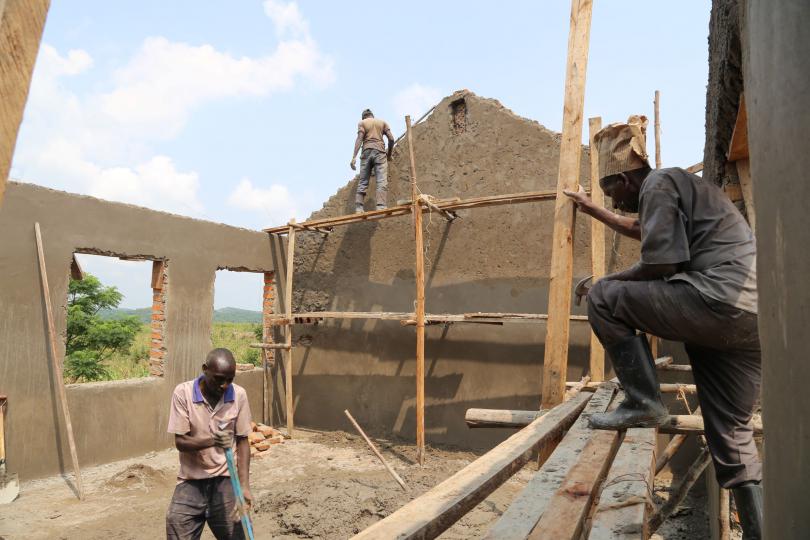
{"left": 65, "top": 350, "right": 111, "bottom": 383}
{"left": 242, "top": 347, "right": 260, "bottom": 366}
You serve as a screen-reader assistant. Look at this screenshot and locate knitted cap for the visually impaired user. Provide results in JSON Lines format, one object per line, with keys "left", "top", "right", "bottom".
{"left": 593, "top": 115, "right": 649, "bottom": 180}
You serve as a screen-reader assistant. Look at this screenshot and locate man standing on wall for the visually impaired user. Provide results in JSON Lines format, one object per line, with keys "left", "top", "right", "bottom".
{"left": 350, "top": 109, "right": 395, "bottom": 213}
{"left": 166, "top": 348, "right": 252, "bottom": 540}
{"left": 565, "top": 116, "right": 763, "bottom": 538}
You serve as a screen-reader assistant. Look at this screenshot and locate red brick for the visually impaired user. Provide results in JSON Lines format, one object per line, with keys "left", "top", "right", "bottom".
{"left": 253, "top": 441, "right": 271, "bottom": 452}
{"left": 248, "top": 432, "right": 265, "bottom": 444}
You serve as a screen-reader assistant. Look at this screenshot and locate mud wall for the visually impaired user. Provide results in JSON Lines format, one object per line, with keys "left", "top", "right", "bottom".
{"left": 283, "top": 92, "right": 639, "bottom": 449}
{"left": 0, "top": 182, "right": 273, "bottom": 480}
{"left": 743, "top": 0, "right": 810, "bottom": 536}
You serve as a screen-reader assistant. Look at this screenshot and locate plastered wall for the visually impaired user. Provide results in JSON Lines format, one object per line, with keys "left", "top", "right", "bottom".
{"left": 0, "top": 182, "right": 273, "bottom": 480}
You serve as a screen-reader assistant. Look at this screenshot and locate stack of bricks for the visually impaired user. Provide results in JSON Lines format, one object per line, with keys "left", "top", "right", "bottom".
{"left": 262, "top": 271, "right": 276, "bottom": 366}
{"left": 149, "top": 261, "right": 168, "bottom": 377}
{"left": 248, "top": 422, "right": 284, "bottom": 458}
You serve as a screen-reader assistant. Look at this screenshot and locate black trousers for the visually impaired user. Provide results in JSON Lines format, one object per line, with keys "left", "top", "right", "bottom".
{"left": 166, "top": 476, "right": 245, "bottom": 540}
{"left": 587, "top": 278, "right": 762, "bottom": 488}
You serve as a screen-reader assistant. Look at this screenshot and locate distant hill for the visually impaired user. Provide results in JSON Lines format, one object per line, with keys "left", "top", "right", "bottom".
{"left": 100, "top": 307, "right": 262, "bottom": 324}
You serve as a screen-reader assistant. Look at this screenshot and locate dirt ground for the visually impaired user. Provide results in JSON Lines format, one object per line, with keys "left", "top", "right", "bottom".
{"left": 0, "top": 428, "right": 720, "bottom": 539}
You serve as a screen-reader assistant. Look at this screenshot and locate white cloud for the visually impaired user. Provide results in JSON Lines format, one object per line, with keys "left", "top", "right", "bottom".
{"left": 11, "top": 2, "right": 333, "bottom": 220}
{"left": 393, "top": 83, "right": 442, "bottom": 120}
{"left": 227, "top": 178, "right": 298, "bottom": 225}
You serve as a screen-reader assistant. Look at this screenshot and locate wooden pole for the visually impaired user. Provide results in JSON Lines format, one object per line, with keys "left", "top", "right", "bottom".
{"left": 406, "top": 115, "right": 426, "bottom": 466}
{"left": 655, "top": 434, "right": 688, "bottom": 474}
{"left": 284, "top": 219, "right": 296, "bottom": 438}
{"left": 719, "top": 487, "right": 731, "bottom": 540}
{"left": 588, "top": 116, "right": 605, "bottom": 382}
{"left": 541, "top": 0, "right": 594, "bottom": 409}
{"left": 654, "top": 90, "right": 662, "bottom": 169}
{"left": 344, "top": 410, "right": 409, "bottom": 492}
{"left": 34, "top": 222, "right": 84, "bottom": 500}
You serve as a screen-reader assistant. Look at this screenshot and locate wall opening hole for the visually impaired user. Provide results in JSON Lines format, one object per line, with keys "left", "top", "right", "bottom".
{"left": 67, "top": 253, "right": 167, "bottom": 383}
{"left": 451, "top": 98, "right": 467, "bottom": 134}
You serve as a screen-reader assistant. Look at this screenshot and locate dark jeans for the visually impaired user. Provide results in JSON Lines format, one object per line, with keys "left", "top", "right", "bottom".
{"left": 356, "top": 148, "right": 388, "bottom": 206}
{"left": 587, "top": 278, "right": 762, "bottom": 488}
{"left": 166, "top": 477, "right": 244, "bottom": 540}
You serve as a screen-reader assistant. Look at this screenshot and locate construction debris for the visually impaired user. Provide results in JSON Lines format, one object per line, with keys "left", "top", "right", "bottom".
{"left": 248, "top": 422, "right": 285, "bottom": 458}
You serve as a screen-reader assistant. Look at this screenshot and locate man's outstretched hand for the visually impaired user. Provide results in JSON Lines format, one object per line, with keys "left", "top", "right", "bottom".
{"left": 563, "top": 185, "right": 593, "bottom": 214}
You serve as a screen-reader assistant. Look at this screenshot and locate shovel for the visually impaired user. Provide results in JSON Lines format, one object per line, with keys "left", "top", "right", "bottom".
{"left": 0, "top": 395, "right": 20, "bottom": 504}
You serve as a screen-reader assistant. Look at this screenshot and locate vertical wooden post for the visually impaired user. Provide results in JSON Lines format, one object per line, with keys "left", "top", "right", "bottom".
{"left": 651, "top": 89, "right": 663, "bottom": 358}
{"left": 406, "top": 115, "right": 426, "bottom": 466}
{"left": 34, "top": 222, "right": 84, "bottom": 500}
{"left": 284, "top": 220, "right": 296, "bottom": 438}
{"left": 588, "top": 117, "right": 605, "bottom": 382}
{"left": 541, "top": 0, "right": 594, "bottom": 409}
{"left": 0, "top": 0, "right": 51, "bottom": 208}
{"left": 719, "top": 487, "right": 731, "bottom": 540}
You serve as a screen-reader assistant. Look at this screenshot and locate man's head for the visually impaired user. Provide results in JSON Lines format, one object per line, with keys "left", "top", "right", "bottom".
{"left": 594, "top": 115, "right": 651, "bottom": 213}
{"left": 361, "top": 109, "right": 374, "bottom": 119}
{"left": 200, "top": 348, "right": 236, "bottom": 399}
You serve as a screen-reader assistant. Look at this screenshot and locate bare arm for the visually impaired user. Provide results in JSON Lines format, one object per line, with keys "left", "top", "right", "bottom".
{"left": 174, "top": 433, "right": 214, "bottom": 453}
{"left": 564, "top": 189, "right": 641, "bottom": 240}
{"left": 385, "top": 128, "right": 395, "bottom": 160}
{"left": 603, "top": 261, "right": 680, "bottom": 282}
{"left": 236, "top": 436, "right": 251, "bottom": 505}
{"left": 351, "top": 129, "right": 364, "bottom": 170}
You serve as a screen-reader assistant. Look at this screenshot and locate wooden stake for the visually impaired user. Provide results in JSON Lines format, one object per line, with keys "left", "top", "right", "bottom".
{"left": 34, "top": 222, "right": 84, "bottom": 500}
{"left": 541, "top": 0, "right": 594, "bottom": 409}
{"left": 344, "top": 410, "right": 409, "bottom": 492}
{"left": 588, "top": 116, "right": 605, "bottom": 382}
{"left": 406, "top": 115, "right": 426, "bottom": 466}
{"left": 284, "top": 219, "right": 296, "bottom": 438}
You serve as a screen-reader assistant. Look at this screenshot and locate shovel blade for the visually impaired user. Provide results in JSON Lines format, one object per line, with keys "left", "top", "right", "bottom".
{"left": 0, "top": 472, "right": 20, "bottom": 504}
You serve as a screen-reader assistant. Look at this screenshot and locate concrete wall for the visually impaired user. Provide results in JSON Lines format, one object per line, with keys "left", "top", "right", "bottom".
{"left": 743, "top": 1, "right": 810, "bottom": 536}
{"left": 282, "top": 92, "right": 640, "bottom": 449}
{"left": 0, "top": 182, "right": 273, "bottom": 480}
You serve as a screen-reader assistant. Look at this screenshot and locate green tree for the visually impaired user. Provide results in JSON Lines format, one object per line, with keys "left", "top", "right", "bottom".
{"left": 65, "top": 274, "right": 141, "bottom": 382}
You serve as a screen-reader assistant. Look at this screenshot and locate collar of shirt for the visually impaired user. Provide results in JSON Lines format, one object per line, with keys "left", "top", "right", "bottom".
{"left": 192, "top": 375, "right": 235, "bottom": 405}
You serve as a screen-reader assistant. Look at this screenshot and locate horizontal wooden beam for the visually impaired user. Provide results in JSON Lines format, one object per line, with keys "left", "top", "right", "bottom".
{"left": 264, "top": 189, "right": 563, "bottom": 234}
{"left": 565, "top": 381, "right": 697, "bottom": 394}
{"left": 267, "top": 311, "right": 590, "bottom": 326}
{"left": 658, "top": 363, "right": 692, "bottom": 372}
{"left": 249, "top": 343, "right": 291, "bottom": 350}
{"left": 351, "top": 392, "right": 592, "bottom": 540}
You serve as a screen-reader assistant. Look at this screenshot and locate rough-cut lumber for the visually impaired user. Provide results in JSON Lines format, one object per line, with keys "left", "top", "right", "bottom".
{"left": 655, "top": 434, "right": 688, "bottom": 475}
{"left": 284, "top": 221, "right": 295, "bottom": 438}
{"left": 344, "top": 409, "right": 409, "bottom": 492}
{"left": 660, "top": 414, "right": 762, "bottom": 435}
{"left": 727, "top": 95, "right": 749, "bottom": 162}
{"left": 1, "top": 0, "right": 50, "bottom": 207}
{"left": 150, "top": 260, "right": 166, "bottom": 290}
{"left": 686, "top": 162, "right": 704, "bottom": 174}
{"left": 541, "top": 0, "right": 594, "bottom": 409}
{"left": 351, "top": 392, "right": 592, "bottom": 540}
{"left": 719, "top": 487, "right": 731, "bottom": 540}
{"left": 589, "top": 427, "right": 658, "bottom": 539}
{"left": 35, "top": 223, "right": 84, "bottom": 500}
{"left": 70, "top": 254, "right": 84, "bottom": 281}
{"left": 266, "top": 311, "right": 589, "bottom": 326}
{"left": 658, "top": 363, "right": 691, "bottom": 372}
{"left": 263, "top": 189, "right": 561, "bottom": 234}
{"left": 648, "top": 448, "right": 712, "bottom": 533}
{"left": 249, "top": 343, "right": 291, "bottom": 350}
{"left": 588, "top": 116, "right": 606, "bottom": 382}
{"left": 565, "top": 381, "right": 697, "bottom": 394}
{"left": 406, "top": 115, "right": 427, "bottom": 467}
{"left": 736, "top": 158, "right": 755, "bottom": 232}
{"left": 485, "top": 384, "right": 616, "bottom": 540}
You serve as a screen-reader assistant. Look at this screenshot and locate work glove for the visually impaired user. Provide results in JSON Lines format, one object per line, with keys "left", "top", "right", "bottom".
{"left": 350, "top": 159, "right": 356, "bottom": 171}
{"left": 213, "top": 430, "right": 234, "bottom": 449}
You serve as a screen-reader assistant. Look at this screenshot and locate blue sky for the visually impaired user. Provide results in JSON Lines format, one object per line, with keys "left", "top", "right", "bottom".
{"left": 12, "top": 1, "right": 712, "bottom": 309}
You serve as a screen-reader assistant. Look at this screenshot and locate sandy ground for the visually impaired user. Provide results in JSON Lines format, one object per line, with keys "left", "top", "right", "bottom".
{"left": 0, "top": 428, "right": 723, "bottom": 539}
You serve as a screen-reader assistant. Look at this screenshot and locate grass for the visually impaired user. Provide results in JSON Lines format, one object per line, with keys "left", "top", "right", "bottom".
{"left": 74, "top": 322, "right": 263, "bottom": 383}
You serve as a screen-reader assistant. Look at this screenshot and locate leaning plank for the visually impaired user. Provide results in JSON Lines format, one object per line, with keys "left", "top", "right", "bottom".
{"left": 35, "top": 223, "right": 84, "bottom": 500}
{"left": 588, "top": 116, "right": 606, "bottom": 382}
{"left": 541, "top": 0, "right": 594, "bottom": 408}
{"left": 284, "top": 220, "right": 296, "bottom": 438}
{"left": 589, "top": 427, "right": 657, "bottom": 539}
{"left": 351, "top": 392, "right": 592, "bottom": 540}
{"left": 484, "top": 384, "right": 616, "bottom": 540}
{"left": 648, "top": 448, "right": 712, "bottom": 533}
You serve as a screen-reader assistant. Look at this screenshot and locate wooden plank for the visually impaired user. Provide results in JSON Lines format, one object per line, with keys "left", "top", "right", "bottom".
{"left": 0, "top": 0, "right": 51, "bottom": 207}
{"left": 727, "top": 95, "right": 749, "bottom": 162}
{"left": 351, "top": 392, "right": 592, "bottom": 540}
{"left": 344, "top": 409, "right": 409, "bottom": 492}
{"left": 685, "top": 161, "right": 704, "bottom": 174}
{"left": 484, "top": 384, "right": 616, "bottom": 540}
{"left": 588, "top": 116, "right": 605, "bottom": 382}
{"left": 70, "top": 254, "right": 84, "bottom": 281}
{"left": 263, "top": 189, "right": 562, "bottom": 234}
{"left": 34, "top": 222, "right": 84, "bottom": 500}
{"left": 406, "top": 115, "right": 427, "bottom": 466}
{"left": 658, "top": 363, "right": 691, "bottom": 372}
{"left": 736, "top": 158, "right": 755, "bottom": 232}
{"left": 589, "top": 427, "right": 657, "bottom": 539}
{"left": 284, "top": 220, "right": 295, "bottom": 438}
{"left": 541, "top": 0, "right": 594, "bottom": 409}
{"left": 150, "top": 260, "right": 166, "bottom": 290}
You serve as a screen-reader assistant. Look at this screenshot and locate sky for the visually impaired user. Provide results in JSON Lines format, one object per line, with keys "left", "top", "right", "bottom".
{"left": 11, "top": 1, "right": 712, "bottom": 309}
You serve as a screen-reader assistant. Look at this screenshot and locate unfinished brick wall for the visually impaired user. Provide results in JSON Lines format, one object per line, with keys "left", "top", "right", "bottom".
{"left": 149, "top": 261, "right": 168, "bottom": 377}
{"left": 262, "top": 271, "right": 276, "bottom": 365}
